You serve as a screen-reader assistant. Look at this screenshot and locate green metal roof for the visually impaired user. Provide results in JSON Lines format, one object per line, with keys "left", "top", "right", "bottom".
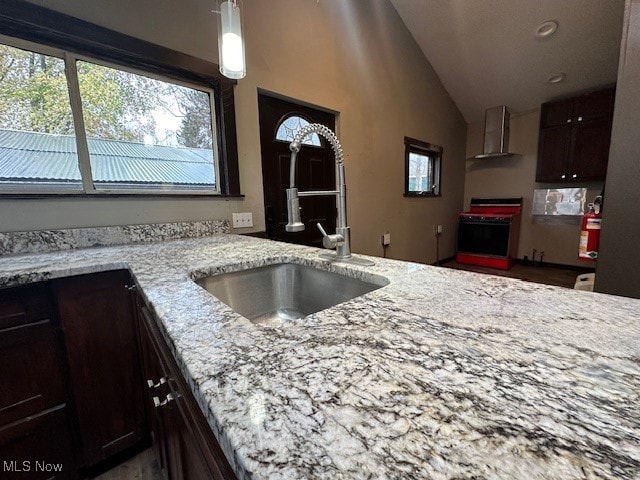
{"left": 0, "top": 129, "right": 215, "bottom": 186}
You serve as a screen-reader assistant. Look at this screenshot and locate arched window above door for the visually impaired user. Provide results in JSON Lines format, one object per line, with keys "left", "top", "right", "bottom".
{"left": 275, "top": 115, "right": 322, "bottom": 146}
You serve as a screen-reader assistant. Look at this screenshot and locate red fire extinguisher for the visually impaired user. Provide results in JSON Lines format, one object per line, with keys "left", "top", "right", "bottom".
{"left": 579, "top": 196, "right": 602, "bottom": 261}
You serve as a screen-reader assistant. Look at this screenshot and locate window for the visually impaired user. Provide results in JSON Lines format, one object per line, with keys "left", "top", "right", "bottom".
{"left": 76, "top": 60, "right": 217, "bottom": 191}
{"left": 0, "top": 43, "right": 82, "bottom": 191}
{"left": 404, "top": 137, "right": 442, "bottom": 196}
{"left": 0, "top": 34, "right": 222, "bottom": 195}
{"left": 532, "top": 188, "right": 587, "bottom": 216}
{"left": 275, "top": 115, "right": 321, "bottom": 146}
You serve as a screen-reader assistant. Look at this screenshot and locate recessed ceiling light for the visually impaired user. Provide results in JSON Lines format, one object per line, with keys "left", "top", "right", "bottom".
{"left": 547, "top": 73, "right": 566, "bottom": 84}
{"left": 535, "top": 20, "right": 558, "bottom": 38}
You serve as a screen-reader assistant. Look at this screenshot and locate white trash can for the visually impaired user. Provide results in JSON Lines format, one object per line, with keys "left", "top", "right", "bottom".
{"left": 574, "top": 273, "right": 595, "bottom": 291}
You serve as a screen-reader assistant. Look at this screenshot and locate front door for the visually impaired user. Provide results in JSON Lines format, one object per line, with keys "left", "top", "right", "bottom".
{"left": 258, "top": 94, "right": 336, "bottom": 248}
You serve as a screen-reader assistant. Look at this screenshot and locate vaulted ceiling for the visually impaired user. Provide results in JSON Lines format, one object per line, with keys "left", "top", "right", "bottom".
{"left": 390, "top": 0, "right": 625, "bottom": 123}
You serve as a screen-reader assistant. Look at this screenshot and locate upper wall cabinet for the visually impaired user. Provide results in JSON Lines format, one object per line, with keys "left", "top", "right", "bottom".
{"left": 536, "top": 87, "right": 615, "bottom": 183}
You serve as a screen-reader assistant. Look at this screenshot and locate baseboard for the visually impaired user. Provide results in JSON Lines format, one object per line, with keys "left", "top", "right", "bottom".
{"left": 441, "top": 255, "right": 595, "bottom": 273}
{"left": 516, "top": 258, "right": 596, "bottom": 273}
{"left": 432, "top": 255, "right": 455, "bottom": 266}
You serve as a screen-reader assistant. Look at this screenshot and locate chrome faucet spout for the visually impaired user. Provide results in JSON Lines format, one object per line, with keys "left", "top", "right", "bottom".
{"left": 284, "top": 123, "right": 355, "bottom": 261}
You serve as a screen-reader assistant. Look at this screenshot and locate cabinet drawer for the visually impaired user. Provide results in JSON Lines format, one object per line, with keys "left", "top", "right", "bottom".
{"left": 0, "top": 283, "right": 52, "bottom": 331}
{"left": 0, "top": 320, "right": 66, "bottom": 426}
{"left": 0, "top": 406, "right": 76, "bottom": 480}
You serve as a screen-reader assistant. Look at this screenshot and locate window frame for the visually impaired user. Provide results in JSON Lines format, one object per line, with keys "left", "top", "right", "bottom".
{"left": 403, "top": 136, "right": 442, "bottom": 198}
{"left": 0, "top": 0, "right": 240, "bottom": 197}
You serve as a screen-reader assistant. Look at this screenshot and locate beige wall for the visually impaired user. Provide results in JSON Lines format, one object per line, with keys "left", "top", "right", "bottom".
{"left": 239, "top": 1, "right": 467, "bottom": 262}
{"left": 465, "top": 110, "right": 604, "bottom": 267}
{"left": 3, "top": 0, "right": 467, "bottom": 264}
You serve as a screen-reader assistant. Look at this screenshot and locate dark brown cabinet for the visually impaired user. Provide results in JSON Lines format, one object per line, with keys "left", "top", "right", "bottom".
{"left": 137, "top": 303, "right": 171, "bottom": 479}
{"left": 1, "top": 270, "right": 145, "bottom": 477}
{"left": 2, "top": 271, "right": 236, "bottom": 479}
{"left": 0, "top": 283, "right": 76, "bottom": 479}
{"left": 52, "top": 270, "right": 145, "bottom": 468}
{"left": 136, "top": 298, "right": 237, "bottom": 480}
{"left": 536, "top": 87, "right": 615, "bottom": 182}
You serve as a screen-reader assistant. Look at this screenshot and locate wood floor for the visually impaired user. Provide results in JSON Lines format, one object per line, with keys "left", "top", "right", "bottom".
{"left": 92, "top": 448, "right": 161, "bottom": 480}
{"left": 439, "top": 259, "right": 592, "bottom": 289}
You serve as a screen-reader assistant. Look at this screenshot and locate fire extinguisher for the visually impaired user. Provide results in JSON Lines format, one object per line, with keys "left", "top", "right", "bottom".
{"left": 579, "top": 196, "right": 602, "bottom": 261}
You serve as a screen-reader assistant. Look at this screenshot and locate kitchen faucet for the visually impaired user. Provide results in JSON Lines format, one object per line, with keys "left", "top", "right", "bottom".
{"left": 285, "top": 123, "right": 373, "bottom": 266}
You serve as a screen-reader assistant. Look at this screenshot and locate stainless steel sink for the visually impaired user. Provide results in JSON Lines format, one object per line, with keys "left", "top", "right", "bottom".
{"left": 195, "top": 263, "right": 385, "bottom": 325}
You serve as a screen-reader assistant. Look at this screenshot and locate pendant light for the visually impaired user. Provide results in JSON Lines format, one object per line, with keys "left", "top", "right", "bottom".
{"left": 218, "top": 0, "right": 246, "bottom": 79}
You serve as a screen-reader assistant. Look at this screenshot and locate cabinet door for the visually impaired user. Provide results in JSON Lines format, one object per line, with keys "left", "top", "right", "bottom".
{"left": 575, "top": 88, "right": 615, "bottom": 123}
{"left": 0, "top": 406, "right": 76, "bottom": 480}
{"left": 137, "top": 300, "right": 237, "bottom": 480}
{"left": 0, "top": 284, "right": 66, "bottom": 426}
{"left": 138, "top": 304, "right": 213, "bottom": 480}
{"left": 163, "top": 388, "right": 217, "bottom": 480}
{"left": 53, "top": 270, "right": 145, "bottom": 468}
{"left": 571, "top": 119, "right": 613, "bottom": 181}
{"left": 137, "top": 302, "right": 171, "bottom": 479}
{"left": 540, "top": 98, "right": 574, "bottom": 128}
{"left": 0, "top": 319, "right": 66, "bottom": 426}
{"left": 0, "top": 284, "right": 76, "bottom": 478}
{"left": 536, "top": 126, "right": 573, "bottom": 182}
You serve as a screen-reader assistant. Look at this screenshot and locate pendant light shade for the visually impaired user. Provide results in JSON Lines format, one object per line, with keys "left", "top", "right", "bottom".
{"left": 218, "top": 1, "right": 246, "bottom": 79}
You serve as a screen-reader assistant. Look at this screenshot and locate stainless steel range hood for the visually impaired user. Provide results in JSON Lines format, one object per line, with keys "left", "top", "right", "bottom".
{"left": 474, "top": 106, "right": 517, "bottom": 159}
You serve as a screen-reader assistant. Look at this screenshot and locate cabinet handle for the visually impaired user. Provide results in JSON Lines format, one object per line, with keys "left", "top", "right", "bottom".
{"left": 572, "top": 174, "right": 577, "bottom": 178}
{"left": 147, "top": 377, "right": 167, "bottom": 389}
{"left": 561, "top": 174, "right": 566, "bottom": 179}
{"left": 153, "top": 393, "right": 175, "bottom": 408}
{"left": 577, "top": 116, "right": 582, "bottom": 122}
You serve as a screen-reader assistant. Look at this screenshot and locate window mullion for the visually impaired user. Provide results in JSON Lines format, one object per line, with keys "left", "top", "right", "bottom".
{"left": 64, "top": 53, "right": 95, "bottom": 193}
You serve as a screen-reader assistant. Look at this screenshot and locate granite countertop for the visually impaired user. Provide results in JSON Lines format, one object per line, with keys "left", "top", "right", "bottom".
{"left": 0, "top": 234, "right": 638, "bottom": 479}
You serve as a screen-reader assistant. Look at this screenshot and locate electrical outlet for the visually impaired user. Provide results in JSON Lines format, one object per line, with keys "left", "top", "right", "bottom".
{"left": 381, "top": 233, "right": 391, "bottom": 246}
{"left": 232, "top": 212, "right": 253, "bottom": 228}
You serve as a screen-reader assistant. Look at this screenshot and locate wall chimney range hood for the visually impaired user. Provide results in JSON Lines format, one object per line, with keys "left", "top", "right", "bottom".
{"left": 474, "top": 106, "right": 517, "bottom": 159}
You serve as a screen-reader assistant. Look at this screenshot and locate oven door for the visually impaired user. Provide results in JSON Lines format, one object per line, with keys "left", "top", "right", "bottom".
{"left": 458, "top": 216, "right": 512, "bottom": 257}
